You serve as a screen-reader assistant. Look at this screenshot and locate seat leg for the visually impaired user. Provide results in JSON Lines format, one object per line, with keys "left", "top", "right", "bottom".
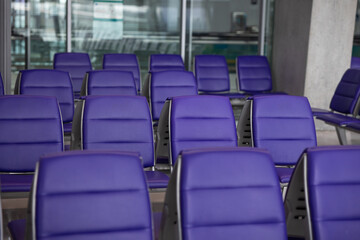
{"left": 335, "top": 127, "right": 347, "bottom": 145}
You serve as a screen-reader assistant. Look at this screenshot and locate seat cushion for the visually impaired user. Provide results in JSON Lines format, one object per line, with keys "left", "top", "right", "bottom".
{"left": 316, "top": 113, "right": 358, "bottom": 126}
{"left": 8, "top": 219, "right": 26, "bottom": 240}
{"left": 275, "top": 167, "right": 294, "bottom": 183}
{"left": 144, "top": 171, "right": 169, "bottom": 189}
{"left": 0, "top": 174, "right": 34, "bottom": 192}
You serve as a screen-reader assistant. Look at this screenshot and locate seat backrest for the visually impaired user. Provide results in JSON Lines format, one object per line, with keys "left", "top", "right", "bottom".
{"left": 150, "top": 71, "right": 198, "bottom": 121}
{"left": 252, "top": 95, "right": 316, "bottom": 165}
{"left": 0, "top": 95, "right": 63, "bottom": 172}
{"left": 169, "top": 95, "right": 237, "bottom": 165}
{"left": 15, "top": 69, "right": 74, "bottom": 123}
{"left": 329, "top": 68, "right": 360, "bottom": 115}
{"left": 53, "top": 52, "right": 92, "bottom": 93}
{"left": 307, "top": 146, "right": 360, "bottom": 240}
{"left": 351, "top": 56, "right": 360, "bottom": 69}
{"left": 237, "top": 55, "right": 272, "bottom": 92}
{"left": 285, "top": 146, "right": 360, "bottom": 240}
{"left": 81, "top": 70, "right": 137, "bottom": 96}
{"left": 74, "top": 95, "right": 155, "bottom": 168}
{"left": 30, "top": 151, "right": 153, "bottom": 240}
{"left": 0, "top": 72, "right": 4, "bottom": 95}
{"left": 102, "top": 54, "right": 141, "bottom": 92}
{"left": 194, "top": 55, "right": 230, "bottom": 92}
{"left": 149, "top": 54, "right": 185, "bottom": 73}
{"left": 160, "top": 147, "right": 287, "bottom": 240}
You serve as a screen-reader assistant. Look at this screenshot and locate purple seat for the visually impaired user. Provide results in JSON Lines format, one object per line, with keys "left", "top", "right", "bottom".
{"left": 150, "top": 71, "right": 198, "bottom": 121}
{"left": 195, "top": 55, "right": 246, "bottom": 99}
{"left": 241, "top": 95, "right": 317, "bottom": 184}
{"left": 237, "top": 55, "right": 273, "bottom": 93}
{"left": 351, "top": 56, "right": 360, "bottom": 69}
{"left": 103, "top": 53, "right": 141, "bottom": 92}
{"left": 0, "top": 95, "right": 63, "bottom": 192}
{"left": 81, "top": 70, "right": 137, "bottom": 96}
{"left": 285, "top": 146, "right": 360, "bottom": 240}
{"left": 71, "top": 95, "right": 169, "bottom": 188}
{"left": 53, "top": 52, "right": 92, "bottom": 96}
{"left": 160, "top": 147, "right": 287, "bottom": 240}
{"left": 25, "top": 151, "right": 153, "bottom": 240}
{"left": 8, "top": 219, "right": 25, "bottom": 240}
{"left": 15, "top": 69, "right": 74, "bottom": 134}
{"left": 149, "top": 54, "right": 185, "bottom": 73}
{"left": 313, "top": 69, "right": 360, "bottom": 117}
{"left": 0, "top": 72, "right": 4, "bottom": 95}
{"left": 169, "top": 95, "right": 237, "bottom": 166}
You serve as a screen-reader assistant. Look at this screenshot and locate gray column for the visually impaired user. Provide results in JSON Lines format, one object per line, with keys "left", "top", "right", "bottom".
{"left": 272, "top": 0, "right": 357, "bottom": 113}
{"left": 0, "top": 0, "right": 11, "bottom": 94}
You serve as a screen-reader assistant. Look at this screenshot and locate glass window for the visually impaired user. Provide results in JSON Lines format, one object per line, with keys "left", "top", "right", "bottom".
{"left": 72, "top": 0, "right": 181, "bottom": 86}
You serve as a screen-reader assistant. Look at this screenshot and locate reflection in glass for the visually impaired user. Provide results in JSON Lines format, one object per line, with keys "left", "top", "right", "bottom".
{"left": 72, "top": 0, "right": 181, "bottom": 86}
{"left": 11, "top": 0, "right": 66, "bottom": 92}
{"left": 187, "top": 0, "right": 260, "bottom": 91}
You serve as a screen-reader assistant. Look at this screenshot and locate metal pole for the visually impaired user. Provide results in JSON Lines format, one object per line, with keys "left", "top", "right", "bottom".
{"left": 180, "top": 0, "right": 187, "bottom": 61}
{"left": 25, "top": 0, "right": 31, "bottom": 69}
{"left": 187, "top": 0, "right": 194, "bottom": 70}
{"left": 0, "top": 0, "right": 12, "bottom": 94}
{"left": 66, "top": 0, "right": 72, "bottom": 52}
{"left": 259, "top": 0, "right": 267, "bottom": 56}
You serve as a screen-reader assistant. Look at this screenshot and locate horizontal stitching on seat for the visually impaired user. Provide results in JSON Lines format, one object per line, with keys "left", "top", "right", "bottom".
{"left": 0, "top": 118, "right": 59, "bottom": 121}
{"left": 255, "top": 116, "right": 312, "bottom": 120}
{"left": 153, "top": 85, "right": 195, "bottom": 88}
{"left": 314, "top": 218, "right": 360, "bottom": 223}
{"left": 183, "top": 185, "right": 276, "bottom": 191}
{"left": 39, "top": 225, "right": 150, "bottom": 238}
{"left": 91, "top": 85, "right": 134, "bottom": 88}
{"left": 38, "top": 188, "right": 143, "bottom": 197}
{"left": 22, "top": 86, "right": 71, "bottom": 88}
{"left": 333, "top": 92, "right": 356, "bottom": 99}
{"left": 258, "top": 138, "right": 314, "bottom": 141}
{"left": 186, "top": 220, "right": 285, "bottom": 229}
{"left": 310, "top": 182, "right": 360, "bottom": 187}
{"left": 174, "top": 117, "right": 232, "bottom": 120}
{"left": 88, "top": 118, "right": 148, "bottom": 121}
{"left": 0, "top": 141, "right": 62, "bottom": 145}
{"left": 174, "top": 139, "right": 235, "bottom": 142}
{"left": 87, "top": 141, "right": 152, "bottom": 144}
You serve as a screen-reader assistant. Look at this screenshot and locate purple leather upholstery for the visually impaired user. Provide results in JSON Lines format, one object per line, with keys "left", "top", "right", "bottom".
{"left": 313, "top": 69, "right": 360, "bottom": 116}
{"left": 169, "top": 95, "right": 237, "bottom": 165}
{"left": 16, "top": 69, "right": 74, "bottom": 124}
{"left": 8, "top": 219, "right": 26, "bottom": 240}
{"left": 53, "top": 53, "right": 92, "bottom": 94}
{"left": 344, "top": 120, "right": 360, "bottom": 131}
{"left": 306, "top": 146, "right": 360, "bottom": 240}
{"left": 195, "top": 55, "right": 230, "bottom": 92}
{"left": 0, "top": 175, "right": 34, "bottom": 192}
{"left": 329, "top": 69, "right": 360, "bottom": 114}
{"left": 102, "top": 54, "right": 141, "bottom": 92}
{"left": 351, "top": 56, "right": 360, "bottom": 69}
{"left": 150, "top": 71, "right": 198, "bottom": 121}
{"left": 31, "top": 151, "right": 153, "bottom": 240}
{"left": 149, "top": 54, "right": 185, "bottom": 73}
{"left": 237, "top": 55, "right": 272, "bottom": 92}
{"left": 0, "top": 72, "right": 4, "bottom": 95}
{"left": 252, "top": 95, "right": 317, "bottom": 166}
{"left": 0, "top": 95, "right": 63, "bottom": 172}
{"left": 160, "top": 147, "right": 287, "bottom": 240}
{"left": 82, "top": 70, "right": 137, "bottom": 96}
{"left": 315, "top": 112, "right": 359, "bottom": 126}
{"left": 75, "top": 95, "right": 169, "bottom": 188}
{"left": 0, "top": 95, "right": 63, "bottom": 191}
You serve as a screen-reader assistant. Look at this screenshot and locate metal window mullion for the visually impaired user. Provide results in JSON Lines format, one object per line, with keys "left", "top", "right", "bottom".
{"left": 66, "top": 0, "right": 72, "bottom": 52}
{"left": 180, "top": 0, "right": 187, "bottom": 62}
{"left": 0, "top": 0, "right": 12, "bottom": 94}
{"left": 259, "top": 0, "right": 267, "bottom": 56}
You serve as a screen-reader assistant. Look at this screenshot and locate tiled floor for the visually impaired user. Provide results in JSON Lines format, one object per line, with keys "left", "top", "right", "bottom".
{"left": 2, "top": 129, "right": 359, "bottom": 239}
